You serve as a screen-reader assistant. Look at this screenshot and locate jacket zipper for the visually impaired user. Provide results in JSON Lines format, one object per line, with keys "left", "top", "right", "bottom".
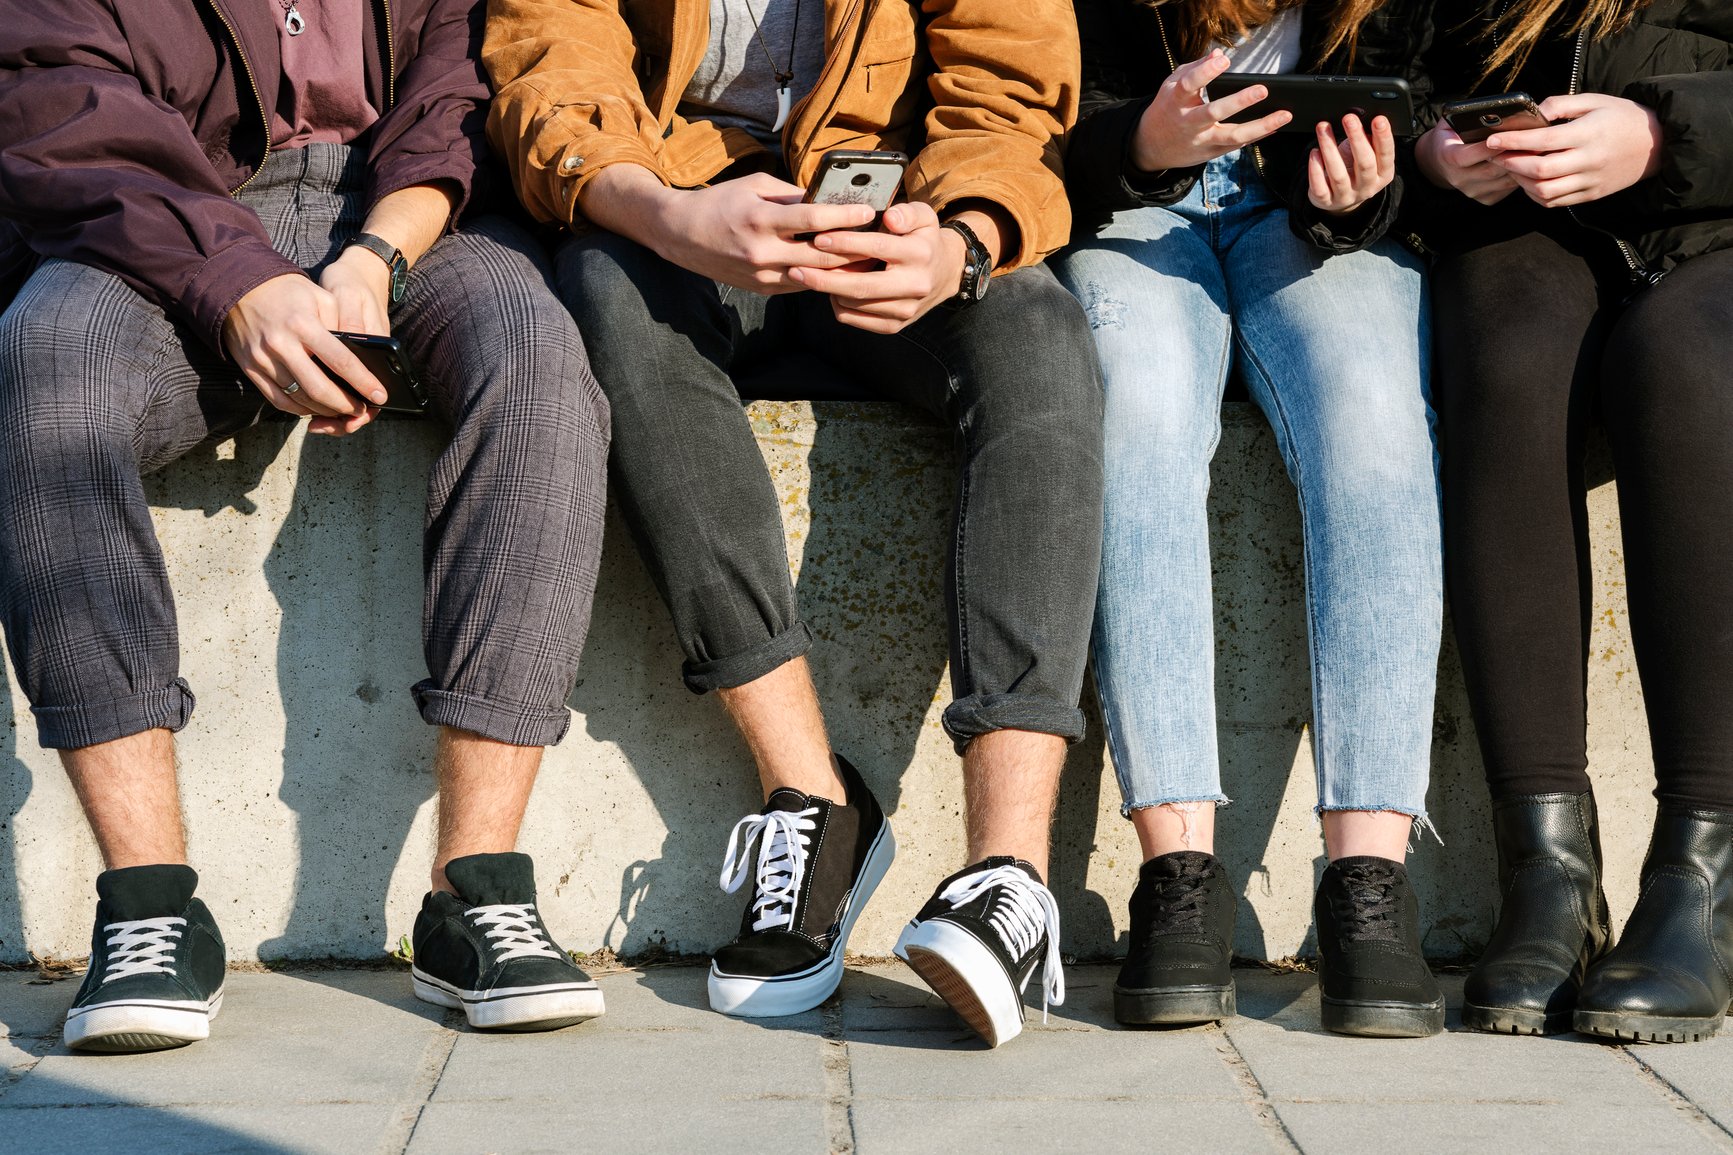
{"left": 380, "top": 0, "right": 396, "bottom": 109}
{"left": 784, "top": 0, "right": 872, "bottom": 178}
{"left": 1154, "top": 10, "right": 1269, "bottom": 186}
{"left": 205, "top": 0, "right": 272, "bottom": 196}
{"left": 1563, "top": 27, "right": 1658, "bottom": 287}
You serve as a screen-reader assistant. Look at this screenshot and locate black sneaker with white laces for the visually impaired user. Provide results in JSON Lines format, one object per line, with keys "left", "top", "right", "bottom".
{"left": 895, "top": 857, "right": 1064, "bottom": 1048}
{"left": 412, "top": 852, "right": 604, "bottom": 1031}
{"left": 64, "top": 864, "right": 226, "bottom": 1053}
{"left": 708, "top": 755, "right": 895, "bottom": 1017}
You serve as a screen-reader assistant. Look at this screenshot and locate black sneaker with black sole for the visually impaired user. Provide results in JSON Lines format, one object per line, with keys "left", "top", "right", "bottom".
{"left": 709, "top": 754, "right": 895, "bottom": 1017}
{"left": 895, "top": 857, "right": 1063, "bottom": 1048}
{"left": 64, "top": 864, "right": 226, "bottom": 1053}
{"left": 412, "top": 852, "right": 604, "bottom": 1031}
{"left": 1314, "top": 856, "right": 1445, "bottom": 1038}
{"left": 1115, "top": 851, "right": 1237, "bottom": 1025}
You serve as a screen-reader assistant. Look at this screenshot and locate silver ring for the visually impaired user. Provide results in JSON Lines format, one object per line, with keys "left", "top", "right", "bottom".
{"left": 282, "top": 380, "right": 301, "bottom": 395}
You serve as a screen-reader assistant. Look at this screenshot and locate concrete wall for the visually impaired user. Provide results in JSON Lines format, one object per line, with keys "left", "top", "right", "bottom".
{"left": 0, "top": 401, "right": 1654, "bottom": 964}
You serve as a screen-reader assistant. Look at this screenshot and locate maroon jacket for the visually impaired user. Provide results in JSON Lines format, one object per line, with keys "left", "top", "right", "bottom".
{"left": 0, "top": 0, "right": 489, "bottom": 351}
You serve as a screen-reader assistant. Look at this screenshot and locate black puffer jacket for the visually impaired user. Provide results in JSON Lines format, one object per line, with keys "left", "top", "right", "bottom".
{"left": 1405, "top": 0, "right": 1733, "bottom": 277}
{"left": 1065, "top": 0, "right": 1435, "bottom": 252}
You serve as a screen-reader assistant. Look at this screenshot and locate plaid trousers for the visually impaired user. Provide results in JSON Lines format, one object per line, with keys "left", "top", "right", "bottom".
{"left": 0, "top": 144, "right": 608, "bottom": 750}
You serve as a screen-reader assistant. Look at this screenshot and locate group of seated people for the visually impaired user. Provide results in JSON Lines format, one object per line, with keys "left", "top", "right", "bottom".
{"left": 0, "top": 0, "right": 1728, "bottom": 1055}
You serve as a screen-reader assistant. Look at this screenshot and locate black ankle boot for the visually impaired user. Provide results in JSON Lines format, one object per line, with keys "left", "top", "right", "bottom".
{"left": 1313, "top": 856, "right": 1444, "bottom": 1038}
{"left": 1575, "top": 806, "right": 1733, "bottom": 1043}
{"left": 1113, "top": 851, "right": 1236, "bottom": 1025}
{"left": 1463, "top": 791, "right": 1612, "bottom": 1036}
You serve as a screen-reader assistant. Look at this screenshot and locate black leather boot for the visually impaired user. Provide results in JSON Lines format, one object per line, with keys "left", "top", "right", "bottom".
{"left": 1114, "top": 851, "right": 1236, "bottom": 1025}
{"left": 1575, "top": 806, "right": 1733, "bottom": 1043}
{"left": 1314, "top": 856, "right": 1444, "bottom": 1038}
{"left": 1463, "top": 791, "right": 1612, "bottom": 1035}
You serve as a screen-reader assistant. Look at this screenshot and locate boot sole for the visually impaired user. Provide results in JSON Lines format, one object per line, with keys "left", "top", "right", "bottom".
{"left": 1461, "top": 1002, "right": 1572, "bottom": 1037}
{"left": 897, "top": 919, "right": 1024, "bottom": 1048}
{"left": 1113, "top": 983, "right": 1236, "bottom": 1026}
{"left": 1321, "top": 994, "right": 1445, "bottom": 1038}
{"left": 64, "top": 990, "right": 223, "bottom": 1052}
{"left": 412, "top": 969, "right": 604, "bottom": 1031}
{"left": 709, "top": 817, "right": 896, "bottom": 1018}
{"left": 1574, "top": 1008, "right": 1725, "bottom": 1044}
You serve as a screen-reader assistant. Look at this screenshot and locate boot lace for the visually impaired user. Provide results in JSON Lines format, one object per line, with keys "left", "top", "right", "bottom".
{"left": 1334, "top": 862, "right": 1402, "bottom": 943}
{"left": 719, "top": 807, "right": 820, "bottom": 933}
{"left": 468, "top": 905, "right": 562, "bottom": 962}
{"left": 101, "top": 917, "right": 186, "bottom": 982}
{"left": 937, "top": 866, "right": 1066, "bottom": 1020}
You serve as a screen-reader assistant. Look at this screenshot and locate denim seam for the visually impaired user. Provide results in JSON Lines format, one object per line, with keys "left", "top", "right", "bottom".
{"left": 1123, "top": 794, "right": 1233, "bottom": 818}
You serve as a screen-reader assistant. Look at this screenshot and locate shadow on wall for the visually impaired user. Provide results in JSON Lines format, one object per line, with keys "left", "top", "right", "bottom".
{"left": 572, "top": 384, "right": 954, "bottom": 958}
{"left": 256, "top": 420, "right": 443, "bottom": 961}
{"left": 0, "top": 659, "right": 31, "bottom": 964}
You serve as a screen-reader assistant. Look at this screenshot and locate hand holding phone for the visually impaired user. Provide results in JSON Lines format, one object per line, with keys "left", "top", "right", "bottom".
{"left": 316, "top": 332, "right": 428, "bottom": 414}
{"left": 1442, "top": 92, "right": 1550, "bottom": 144}
{"left": 1305, "top": 113, "right": 1397, "bottom": 216}
{"left": 795, "top": 149, "right": 908, "bottom": 241}
{"left": 1133, "top": 50, "right": 1292, "bottom": 172}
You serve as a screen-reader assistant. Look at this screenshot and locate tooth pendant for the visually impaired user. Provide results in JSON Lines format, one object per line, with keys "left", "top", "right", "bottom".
{"left": 772, "top": 85, "right": 791, "bottom": 132}
{"left": 285, "top": 4, "right": 306, "bottom": 35}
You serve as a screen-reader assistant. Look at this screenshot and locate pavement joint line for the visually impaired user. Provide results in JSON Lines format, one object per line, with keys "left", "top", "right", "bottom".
{"left": 384, "top": 1009, "right": 461, "bottom": 1155}
{"left": 1615, "top": 1045, "right": 1733, "bottom": 1151}
{"left": 821, "top": 999, "right": 857, "bottom": 1154}
{"left": 1211, "top": 1024, "right": 1303, "bottom": 1154}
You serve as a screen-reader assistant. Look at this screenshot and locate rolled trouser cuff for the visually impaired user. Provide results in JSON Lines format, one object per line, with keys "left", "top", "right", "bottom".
{"left": 680, "top": 622, "right": 814, "bottom": 695}
{"left": 33, "top": 678, "right": 196, "bottom": 751}
{"left": 412, "top": 681, "right": 572, "bottom": 748}
{"left": 942, "top": 693, "right": 1087, "bottom": 756}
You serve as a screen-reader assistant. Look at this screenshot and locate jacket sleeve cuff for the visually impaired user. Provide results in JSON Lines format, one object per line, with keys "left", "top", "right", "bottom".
{"left": 179, "top": 240, "right": 308, "bottom": 354}
{"left": 367, "top": 152, "right": 478, "bottom": 229}
{"left": 1285, "top": 179, "right": 1401, "bottom": 254}
{"left": 1068, "top": 96, "right": 1200, "bottom": 212}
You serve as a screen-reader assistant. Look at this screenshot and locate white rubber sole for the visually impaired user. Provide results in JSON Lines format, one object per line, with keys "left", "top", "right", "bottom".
{"left": 412, "top": 969, "right": 605, "bottom": 1031}
{"left": 709, "top": 817, "right": 897, "bottom": 1017}
{"left": 64, "top": 990, "right": 224, "bottom": 1053}
{"left": 896, "top": 919, "right": 1024, "bottom": 1048}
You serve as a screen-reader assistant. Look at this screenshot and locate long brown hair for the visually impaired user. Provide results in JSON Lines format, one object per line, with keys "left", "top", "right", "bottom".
{"left": 1140, "top": 0, "right": 1393, "bottom": 69}
{"left": 1477, "top": 0, "right": 1651, "bottom": 83}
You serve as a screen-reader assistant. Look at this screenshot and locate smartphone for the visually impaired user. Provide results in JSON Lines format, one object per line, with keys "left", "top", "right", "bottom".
{"left": 796, "top": 149, "right": 909, "bottom": 240}
{"left": 1442, "top": 92, "right": 1550, "bottom": 143}
{"left": 1205, "top": 73, "right": 1417, "bottom": 136}
{"left": 317, "top": 332, "right": 428, "bottom": 414}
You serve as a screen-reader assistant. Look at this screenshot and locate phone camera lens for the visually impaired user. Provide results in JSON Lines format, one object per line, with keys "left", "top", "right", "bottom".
{"left": 851, "top": 172, "right": 872, "bottom": 187}
{"left": 1481, "top": 114, "right": 1501, "bottom": 127}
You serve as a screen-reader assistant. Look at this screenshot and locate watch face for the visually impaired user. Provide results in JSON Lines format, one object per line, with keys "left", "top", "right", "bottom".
{"left": 389, "top": 261, "right": 408, "bottom": 305}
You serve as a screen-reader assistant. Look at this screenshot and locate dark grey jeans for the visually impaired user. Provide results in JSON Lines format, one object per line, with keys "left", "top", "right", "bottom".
{"left": 0, "top": 144, "right": 610, "bottom": 750}
{"left": 556, "top": 230, "right": 1104, "bottom": 752}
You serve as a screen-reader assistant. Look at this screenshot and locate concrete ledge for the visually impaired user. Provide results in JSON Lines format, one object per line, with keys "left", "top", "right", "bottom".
{"left": 0, "top": 401, "right": 1654, "bottom": 962}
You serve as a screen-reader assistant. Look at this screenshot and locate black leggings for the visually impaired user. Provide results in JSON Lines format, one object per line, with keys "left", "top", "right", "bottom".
{"left": 1434, "top": 223, "right": 1733, "bottom": 811}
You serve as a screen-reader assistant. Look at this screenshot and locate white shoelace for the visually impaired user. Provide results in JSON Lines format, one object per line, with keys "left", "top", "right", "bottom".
{"left": 937, "top": 866, "right": 1066, "bottom": 1020}
{"left": 101, "top": 917, "right": 187, "bottom": 983}
{"left": 468, "top": 904, "right": 562, "bottom": 962}
{"left": 718, "top": 807, "right": 820, "bottom": 933}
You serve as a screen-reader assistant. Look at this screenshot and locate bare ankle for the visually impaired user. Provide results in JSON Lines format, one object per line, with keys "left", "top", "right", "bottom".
{"left": 1131, "top": 801, "right": 1218, "bottom": 860}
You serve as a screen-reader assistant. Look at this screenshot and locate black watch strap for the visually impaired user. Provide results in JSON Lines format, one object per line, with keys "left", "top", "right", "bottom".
{"left": 942, "top": 218, "right": 992, "bottom": 306}
{"left": 347, "top": 232, "right": 410, "bottom": 305}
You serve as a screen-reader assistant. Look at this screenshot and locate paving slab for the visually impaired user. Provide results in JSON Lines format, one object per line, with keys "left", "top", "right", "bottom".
{"left": 851, "top": 1098, "right": 1278, "bottom": 1154}
{"left": 0, "top": 972, "right": 79, "bottom": 1039}
{"left": 408, "top": 1098, "right": 828, "bottom": 1154}
{"left": 1274, "top": 1100, "right": 1726, "bottom": 1155}
{"left": 0, "top": 1102, "right": 400, "bottom": 1155}
{"left": 590, "top": 964, "right": 825, "bottom": 1035}
{"left": 1625, "top": 1038, "right": 1733, "bottom": 1139}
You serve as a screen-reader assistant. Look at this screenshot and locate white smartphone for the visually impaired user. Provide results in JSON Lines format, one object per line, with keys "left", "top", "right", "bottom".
{"left": 797, "top": 149, "right": 908, "bottom": 240}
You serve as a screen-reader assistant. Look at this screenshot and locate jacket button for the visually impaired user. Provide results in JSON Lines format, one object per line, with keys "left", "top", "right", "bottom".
{"left": 562, "top": 156, "right": 583, "bottom": 172}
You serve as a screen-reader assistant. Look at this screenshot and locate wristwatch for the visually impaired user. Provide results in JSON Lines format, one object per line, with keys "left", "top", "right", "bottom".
{"left": 941, "top": 219, "right": 992, "bottom": 306}
{"left": 346, "top": 232, "right": 409, "bottom": 305}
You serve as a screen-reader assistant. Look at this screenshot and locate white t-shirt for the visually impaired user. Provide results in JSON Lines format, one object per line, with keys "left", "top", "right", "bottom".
{"left": 1221, "top": 7, "right": 1302, "bottom": 75}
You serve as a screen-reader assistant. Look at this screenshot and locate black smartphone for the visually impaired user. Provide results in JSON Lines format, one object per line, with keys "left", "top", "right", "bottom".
{"left": 317, "top": 332, "right": 428, "bottom": 414}
{"left": 1206, "top": 73, "right": 1417, "bottom": 136}
{"left": 1442, "top": 92, "right": 1550, "bottom": 144}
{"left": 795, "top": 149, "right": 909, "bottom": 241}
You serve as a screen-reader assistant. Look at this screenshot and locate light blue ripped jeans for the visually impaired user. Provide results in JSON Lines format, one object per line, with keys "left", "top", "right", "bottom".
{"left": 1051, "top": 148, "right": 1440, "bottom": 826}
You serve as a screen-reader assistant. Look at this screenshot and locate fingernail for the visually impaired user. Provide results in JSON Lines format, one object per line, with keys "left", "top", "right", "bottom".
{"left": 789, "top": 267, "right": 806, "bottom": 283}
{"left": 815, "top": 235, "right": 833, "bottom": 249}
{"left": 373, "top": 393, "right": 387, "bottom": 404}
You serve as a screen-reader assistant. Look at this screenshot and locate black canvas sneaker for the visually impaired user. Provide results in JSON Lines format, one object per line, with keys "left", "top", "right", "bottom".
{"left": 895, "top": 857, "right": 1063, "bottom": 1048}
{"left": 64, "top": 864, "right": 226, "bottom": 1052}
{"left": 1115, "top": 851, "right": 1237, "bottom": 1024}
{"left": 709, "top": 755, "right": 895, "bottom": 1017}
{"left": 1314, "top": 856, "right": 1445, "bottom": 1038}
{"left": 412, "top": 852, "right": 604, "bottom": 1031}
